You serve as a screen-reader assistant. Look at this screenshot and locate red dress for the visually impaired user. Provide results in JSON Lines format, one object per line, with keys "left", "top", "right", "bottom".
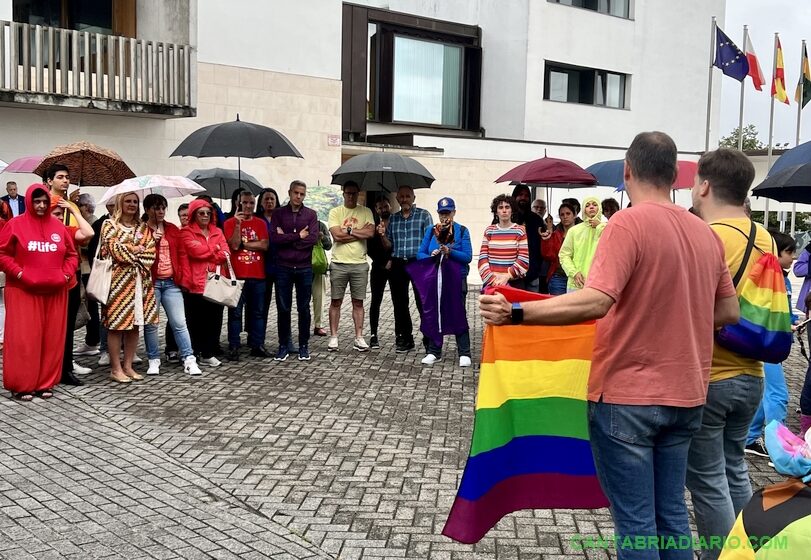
{"left": 0, "top": 186, "right": 78, "bottom": 394}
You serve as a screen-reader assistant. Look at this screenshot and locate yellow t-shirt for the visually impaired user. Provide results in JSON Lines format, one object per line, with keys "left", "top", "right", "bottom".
{"left": 328, "top": 205, "right": 374, "bottom": 264}
{"left": 710, "top": 218, "right": 777, "bottom": 382}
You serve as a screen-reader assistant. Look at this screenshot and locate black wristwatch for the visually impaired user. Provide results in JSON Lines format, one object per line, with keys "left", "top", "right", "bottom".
{"left": 510, "top": 302, "right": 523, "bottom": 325}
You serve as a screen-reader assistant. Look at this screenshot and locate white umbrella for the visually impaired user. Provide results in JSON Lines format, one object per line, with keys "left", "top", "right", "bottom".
{"left": 99, "top": 175, "right": 205, "bottom": 204}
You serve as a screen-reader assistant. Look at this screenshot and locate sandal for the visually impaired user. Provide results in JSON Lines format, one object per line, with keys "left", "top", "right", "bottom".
{"left": 109, "top": 372, "right": 132, "bottom": 384}
{"left": 36, "top": 390, "right": 54, "bottom": 399}
{"left": 125, "top": 371, "right": 144, "bottom": 381}
{"left": 13, "top": 393, "right": 33, "bottom": 401}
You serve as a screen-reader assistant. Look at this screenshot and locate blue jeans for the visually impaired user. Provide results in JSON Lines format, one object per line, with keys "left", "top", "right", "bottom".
{"left": 746, "top": 362, "right": 788, "bottom": 443}
{"left": 144, "top": 279, "right": 194, "bottom": 360}
{"left": 588, "top": 401, "right": 703, "bottom": 560}
{"left": 275, "top": 266, "right": 313, "bottom": 348}
{"left": 686, "top": 374, "right": 763, "bottom": 560}
{"left": 548, "top": 273, "right": 567, "bottom": 296}
{"left": 227, "top": 278, "right": 266, "bottom": 349}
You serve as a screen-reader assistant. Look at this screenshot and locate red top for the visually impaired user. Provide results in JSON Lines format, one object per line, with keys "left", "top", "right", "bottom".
{"left": 585, "top": 203, "right": 736, "bottom": 407}
{"left": 0, "top": 184, "right": 78, "bottom": 294}
{"left": 540, "top": 229, "right": 565, "bottom": 280}
{"left": 149, "top": 222, "right": 186, "bottom": 288}
{"left": 223, "top": 216, "right": 267, "bottom": 279}
{"left": 179, "top": 221, "right": 230, "bottom": 294}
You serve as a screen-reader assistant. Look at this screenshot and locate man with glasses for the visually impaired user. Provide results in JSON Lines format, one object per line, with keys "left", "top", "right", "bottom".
{"left": 327, "top": 181, "right": 375, "bottom": 352}
{"left": 380, "top": 186, "right": 433, "bottom": 352}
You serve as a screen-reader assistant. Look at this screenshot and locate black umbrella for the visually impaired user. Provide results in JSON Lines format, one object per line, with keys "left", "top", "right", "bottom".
{"left": 752, "top": 163, "right": 811, "bottom": 204}
{"left": 170, "top": 114, "right": 303, "bottom": 182}
{"left": 331, "top": 152, "right": 434, "bottom": 192}
{"left": 186, "top": 168, "right": 263, "bottom": 199}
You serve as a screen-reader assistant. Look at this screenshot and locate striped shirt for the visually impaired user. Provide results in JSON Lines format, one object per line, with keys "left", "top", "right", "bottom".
{"left": 478, "top": 223, "right": 529, "bottom": 286}
{"left": 386, "top": 207, "right": 433, "bottom": 259}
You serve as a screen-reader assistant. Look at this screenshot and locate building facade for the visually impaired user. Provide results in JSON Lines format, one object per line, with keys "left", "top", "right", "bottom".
{"left": 1, "top": 0, "right": 726, "bottom": 275}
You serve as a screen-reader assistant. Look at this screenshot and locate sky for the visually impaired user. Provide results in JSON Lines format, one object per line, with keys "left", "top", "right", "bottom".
{"left": 720, "top": 0, "right": 811, "bottom": 147}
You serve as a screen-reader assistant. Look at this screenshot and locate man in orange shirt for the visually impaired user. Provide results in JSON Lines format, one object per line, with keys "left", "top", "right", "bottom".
{"left": 480, "top": 132, "right": 739, "bottom": 560}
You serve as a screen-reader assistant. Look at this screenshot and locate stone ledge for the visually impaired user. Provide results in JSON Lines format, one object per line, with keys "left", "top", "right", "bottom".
{"left": 0, "top": 90, "right": 196, "bottom": 119}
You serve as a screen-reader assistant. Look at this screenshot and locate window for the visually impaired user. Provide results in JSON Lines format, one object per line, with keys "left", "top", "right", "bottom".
{"left": 13, "top": 0, "right": 135, "bottom": 37}
{"left": 549, "top": 0, "right": 630, "bottom": 19}
{"left": 544, "top": 62, "right": 628, "bottom": 109}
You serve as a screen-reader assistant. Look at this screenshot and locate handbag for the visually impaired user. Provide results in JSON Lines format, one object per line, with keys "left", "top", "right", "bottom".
{"left": 203, "top": 255, "right": 244, "bottom": 308}
{"left": 74, "top": 282, "right": 91, "bottom": 330}
{"left": 86, "top": 234, "right": 113, "bottom": 304}
{"left": 312, "top": 238, "right": 328, "bottom": 276}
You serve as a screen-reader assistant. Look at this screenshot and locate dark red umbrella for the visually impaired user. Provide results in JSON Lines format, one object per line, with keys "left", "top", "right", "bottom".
{"left": 496, "top": 156, "right": 597, "bottom": 186}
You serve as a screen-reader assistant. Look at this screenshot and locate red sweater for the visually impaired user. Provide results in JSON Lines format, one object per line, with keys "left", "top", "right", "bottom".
{"left": 540, "top": 229, "right": 565, "bottom": 281}
{"left": 0, "top": 185, "right": 78, "bottom": 294}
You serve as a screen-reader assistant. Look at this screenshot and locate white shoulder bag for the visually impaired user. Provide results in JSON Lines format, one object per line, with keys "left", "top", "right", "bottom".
{"left": 203, "top": 254, "right": 244, "bottom": 308}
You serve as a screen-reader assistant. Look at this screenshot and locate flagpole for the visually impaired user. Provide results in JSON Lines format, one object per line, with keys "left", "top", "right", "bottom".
{"left": 765, "top": 32, "right": 779, "bottom": 227}
{"left": 737, "top": 25, "right": 748, "bottom": 150}
{"left": 705, "top": 16, "right": 717, "bottom": 152}
{"left": 792, "top": 39, "right": 806, "bottom": 236}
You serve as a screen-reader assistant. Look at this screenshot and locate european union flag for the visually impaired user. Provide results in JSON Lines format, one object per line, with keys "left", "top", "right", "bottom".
{"left": 714, "top": 27, "right": 749, "bottom": 82}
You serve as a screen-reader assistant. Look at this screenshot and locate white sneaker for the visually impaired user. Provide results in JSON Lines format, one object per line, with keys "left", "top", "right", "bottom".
{"left": 459, "top": 356, "right": 472, "bottom": 368}
{"left": 147, "top": 359, "right": 161, "bottom": 375}
{"left": 327, "top": 336, "right": 339, "bottom": 352}
{"left": 201, "top": 356, "right": 221, "bottom": 367}
{"left": 73, "top": 343, "right": 100, "bottom": 356}
{"left": 184, "top": 355, "right": 202, "bottom": 375}
{"left": 421, "top": 354, "right": 438, "bottom": 365}
{"left": 72, "top": 361, "right": 92, "bottom": 375}
{"left": 98, "top": 352, "right": 110, "bottom": 366}
{"left": 353, "top": 337, "right": 369, "bottom": 352}
{"left": 132, "top": 354, "right": 143, "bottom": 364}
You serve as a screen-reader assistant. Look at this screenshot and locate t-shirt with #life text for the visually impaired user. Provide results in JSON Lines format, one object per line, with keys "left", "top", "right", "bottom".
{"left": 709, "top": 218, "right": 777, "bottom": 382}
{"left": 328, "top": 205, "right": 375, "bottom": 264}
{"left": 584, "top": 202, "right": 736, "bottom": 407}
{"left": 223, "top": 216, "right": 268, "bottom": 279}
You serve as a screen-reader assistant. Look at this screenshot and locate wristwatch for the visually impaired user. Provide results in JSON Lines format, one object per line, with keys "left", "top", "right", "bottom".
{"left": 510, "top": 302, "right": 523, "bottom": 325}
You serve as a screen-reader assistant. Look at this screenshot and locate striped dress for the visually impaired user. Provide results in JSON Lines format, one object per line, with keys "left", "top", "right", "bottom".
{"left": 478, "top": 223, "right": 529, "bottom": 287}
{"left": 100, "top": 220, "right": 158, "bottom": 330}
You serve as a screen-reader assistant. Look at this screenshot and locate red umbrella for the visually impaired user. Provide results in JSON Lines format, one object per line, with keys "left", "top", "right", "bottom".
{"left": 673, "top": 160, "right": 698, "bottom": 189}
{"left": 496, "top": 156, "right": 597, "bottom": 186}
{"left": 3, "top": 155, "right": 44, "bottom": 174}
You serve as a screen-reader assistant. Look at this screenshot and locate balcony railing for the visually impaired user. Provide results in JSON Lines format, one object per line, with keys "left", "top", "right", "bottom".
{"left": 0, "top": 20, "right": 193, "bottom": 113}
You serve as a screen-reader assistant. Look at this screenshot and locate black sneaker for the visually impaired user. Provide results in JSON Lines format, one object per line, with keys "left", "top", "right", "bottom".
{"left": 249, "top": 346, "right": 272, "bottom": 359}
{"left": 274, "top": 346, "right": 289, "bottom": 361}
{"left": 395, "top": 339, "right": 415, "bottom": 353}
{"left": 744, "top": 438, "right": 768, "bottom": 458}
{"left": 298, "top": 345, "right": 311, "bottom": 361}
{"left": 370, "top": 335, "right": 380, "bottom": 349}
{"left": 165, "top": 351, "right": 180, "bottom": 363}
{"left": 227, "top": 346, "right": 240, "bottom": 362}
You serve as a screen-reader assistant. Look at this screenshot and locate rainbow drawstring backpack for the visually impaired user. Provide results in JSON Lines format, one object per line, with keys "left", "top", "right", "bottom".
{"left": 714, "top": 221, "right": 792, "bottom": 364}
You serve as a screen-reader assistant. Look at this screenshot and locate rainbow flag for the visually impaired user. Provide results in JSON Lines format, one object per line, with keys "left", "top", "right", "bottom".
{"left": 442, "top": 287, "right": 608, "bottom": 544}
{"left": 716, "top": 253, "right": 792, "bottom": 364}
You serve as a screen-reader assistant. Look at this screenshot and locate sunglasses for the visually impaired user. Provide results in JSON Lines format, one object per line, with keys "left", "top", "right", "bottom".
{"left": 197, "top": 210, "right": 212, "bottom": 216}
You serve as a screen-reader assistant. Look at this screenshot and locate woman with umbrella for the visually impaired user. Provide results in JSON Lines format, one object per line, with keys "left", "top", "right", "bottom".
{"left": 179, "top": 199, "right": 230, "bottom": 367}
{"left": 100, "top": 193, "right": 158, "bottom": 384}
{"left": 541, "top": 202, "right": 577, "bottom": 295}
{"left": 256, "top": 188, "right": 280, "bottom": 329}
{"left": 0, "top": 185, "right": 78, "bottom": 400}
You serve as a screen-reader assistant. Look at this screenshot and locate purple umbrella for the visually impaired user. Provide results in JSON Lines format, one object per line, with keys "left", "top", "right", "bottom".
{"left": 3, "top": 155, "right": 44, "bottom": 174}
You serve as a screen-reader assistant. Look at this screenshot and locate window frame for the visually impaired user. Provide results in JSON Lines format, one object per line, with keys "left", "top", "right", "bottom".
{"left": 543, "top": 61, "right": 629, "bottom": 109}
{"left": 547, "top": 0, "right": 632, "bottom": 20}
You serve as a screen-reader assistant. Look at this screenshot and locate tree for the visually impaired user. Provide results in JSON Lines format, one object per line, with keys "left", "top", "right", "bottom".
{"left": 719, "top": 125, "right": 766, "bottom": 150}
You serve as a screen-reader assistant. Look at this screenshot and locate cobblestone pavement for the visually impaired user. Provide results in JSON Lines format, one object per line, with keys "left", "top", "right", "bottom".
{"left": 0, "top": 289, "right": 804, "bottom": 559}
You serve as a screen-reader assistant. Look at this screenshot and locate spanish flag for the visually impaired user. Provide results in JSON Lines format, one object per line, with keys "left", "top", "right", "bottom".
{"left": 796, "top": 43, "right": 811, "bottom": 109}
{"left": 442, "top": 287, "right": 608, "bottom": 544}
{"left": 772, "top": 37, "right": 790, "bottom": 105}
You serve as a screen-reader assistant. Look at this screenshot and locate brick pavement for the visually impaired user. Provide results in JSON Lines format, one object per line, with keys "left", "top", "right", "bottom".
{"left": 0, "top": 289, "right": 804, "bottom": 559}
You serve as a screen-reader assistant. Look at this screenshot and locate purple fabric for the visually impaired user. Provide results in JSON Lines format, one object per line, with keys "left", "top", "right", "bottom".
{"left": 268, "top": 204, "right": 318, "bottom": 269}
{"left": 794, "top": 248, "right": 811, "bottom": 313}
{"left": 407, "top": 256, "right": 468, "bottom": 347}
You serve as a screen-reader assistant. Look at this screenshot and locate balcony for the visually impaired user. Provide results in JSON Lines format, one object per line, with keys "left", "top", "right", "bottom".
{"left": 0, "top": 20, "right": 195, "bottom": 118}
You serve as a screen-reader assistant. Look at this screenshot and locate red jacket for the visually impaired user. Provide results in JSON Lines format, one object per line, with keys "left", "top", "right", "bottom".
{"left": 540, "top": 229, "right": 565, "bottom": 281}
{"left": 0, "top": 184, "right": 79, "bottom": 294}
{"left": 179, "top": 221, "right": 230, "bottom": 294}
{"left": 150, "top": 221, "right": 187, "bottom": 288}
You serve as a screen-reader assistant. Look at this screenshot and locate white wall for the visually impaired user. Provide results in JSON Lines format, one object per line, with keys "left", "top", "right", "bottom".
{"left": 196, "top": 0, "right": 341, "bottom": 80}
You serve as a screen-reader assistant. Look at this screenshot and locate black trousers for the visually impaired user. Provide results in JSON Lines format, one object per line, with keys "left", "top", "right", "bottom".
{"left": 185, "top": 293, "right": 223, "bottom": 359}
{"left": 369, "top": 263, "right": 390, "bottom": 337}
{"left": 62, "top": 273, "right": 81, "bottom": 375}
{"left": 389, "top": 258, "right": 423, "bottom": 343}
{"left": 81, "top": 273, "right": 100, "bottom": 347}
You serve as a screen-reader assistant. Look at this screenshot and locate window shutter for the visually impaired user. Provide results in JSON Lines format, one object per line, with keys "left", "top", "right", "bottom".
{"left": 462, "top": 46, "right": 482, "bottom": 131}
{"left": 112, "top": 0, "right": 136, "bottom": 38}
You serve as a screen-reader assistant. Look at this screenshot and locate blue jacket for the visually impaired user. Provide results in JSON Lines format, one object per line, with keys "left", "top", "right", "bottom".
{"left": 417, "top": 222, "right": 473, "bottom": 277}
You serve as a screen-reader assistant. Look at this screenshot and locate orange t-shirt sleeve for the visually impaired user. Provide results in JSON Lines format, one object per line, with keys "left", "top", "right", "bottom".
{"left": 585, "top": 222, "right": 638, "bottom": 302}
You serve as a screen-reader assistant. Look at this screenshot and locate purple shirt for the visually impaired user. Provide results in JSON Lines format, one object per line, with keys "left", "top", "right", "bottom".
{"left": 268, "top": 204, "right": 318, "bottom": 269}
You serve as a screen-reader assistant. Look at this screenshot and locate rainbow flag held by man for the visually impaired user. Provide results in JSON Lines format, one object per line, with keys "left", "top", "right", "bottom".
{"left": 442, "top": 286, "right": 608, "bottom": 544}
